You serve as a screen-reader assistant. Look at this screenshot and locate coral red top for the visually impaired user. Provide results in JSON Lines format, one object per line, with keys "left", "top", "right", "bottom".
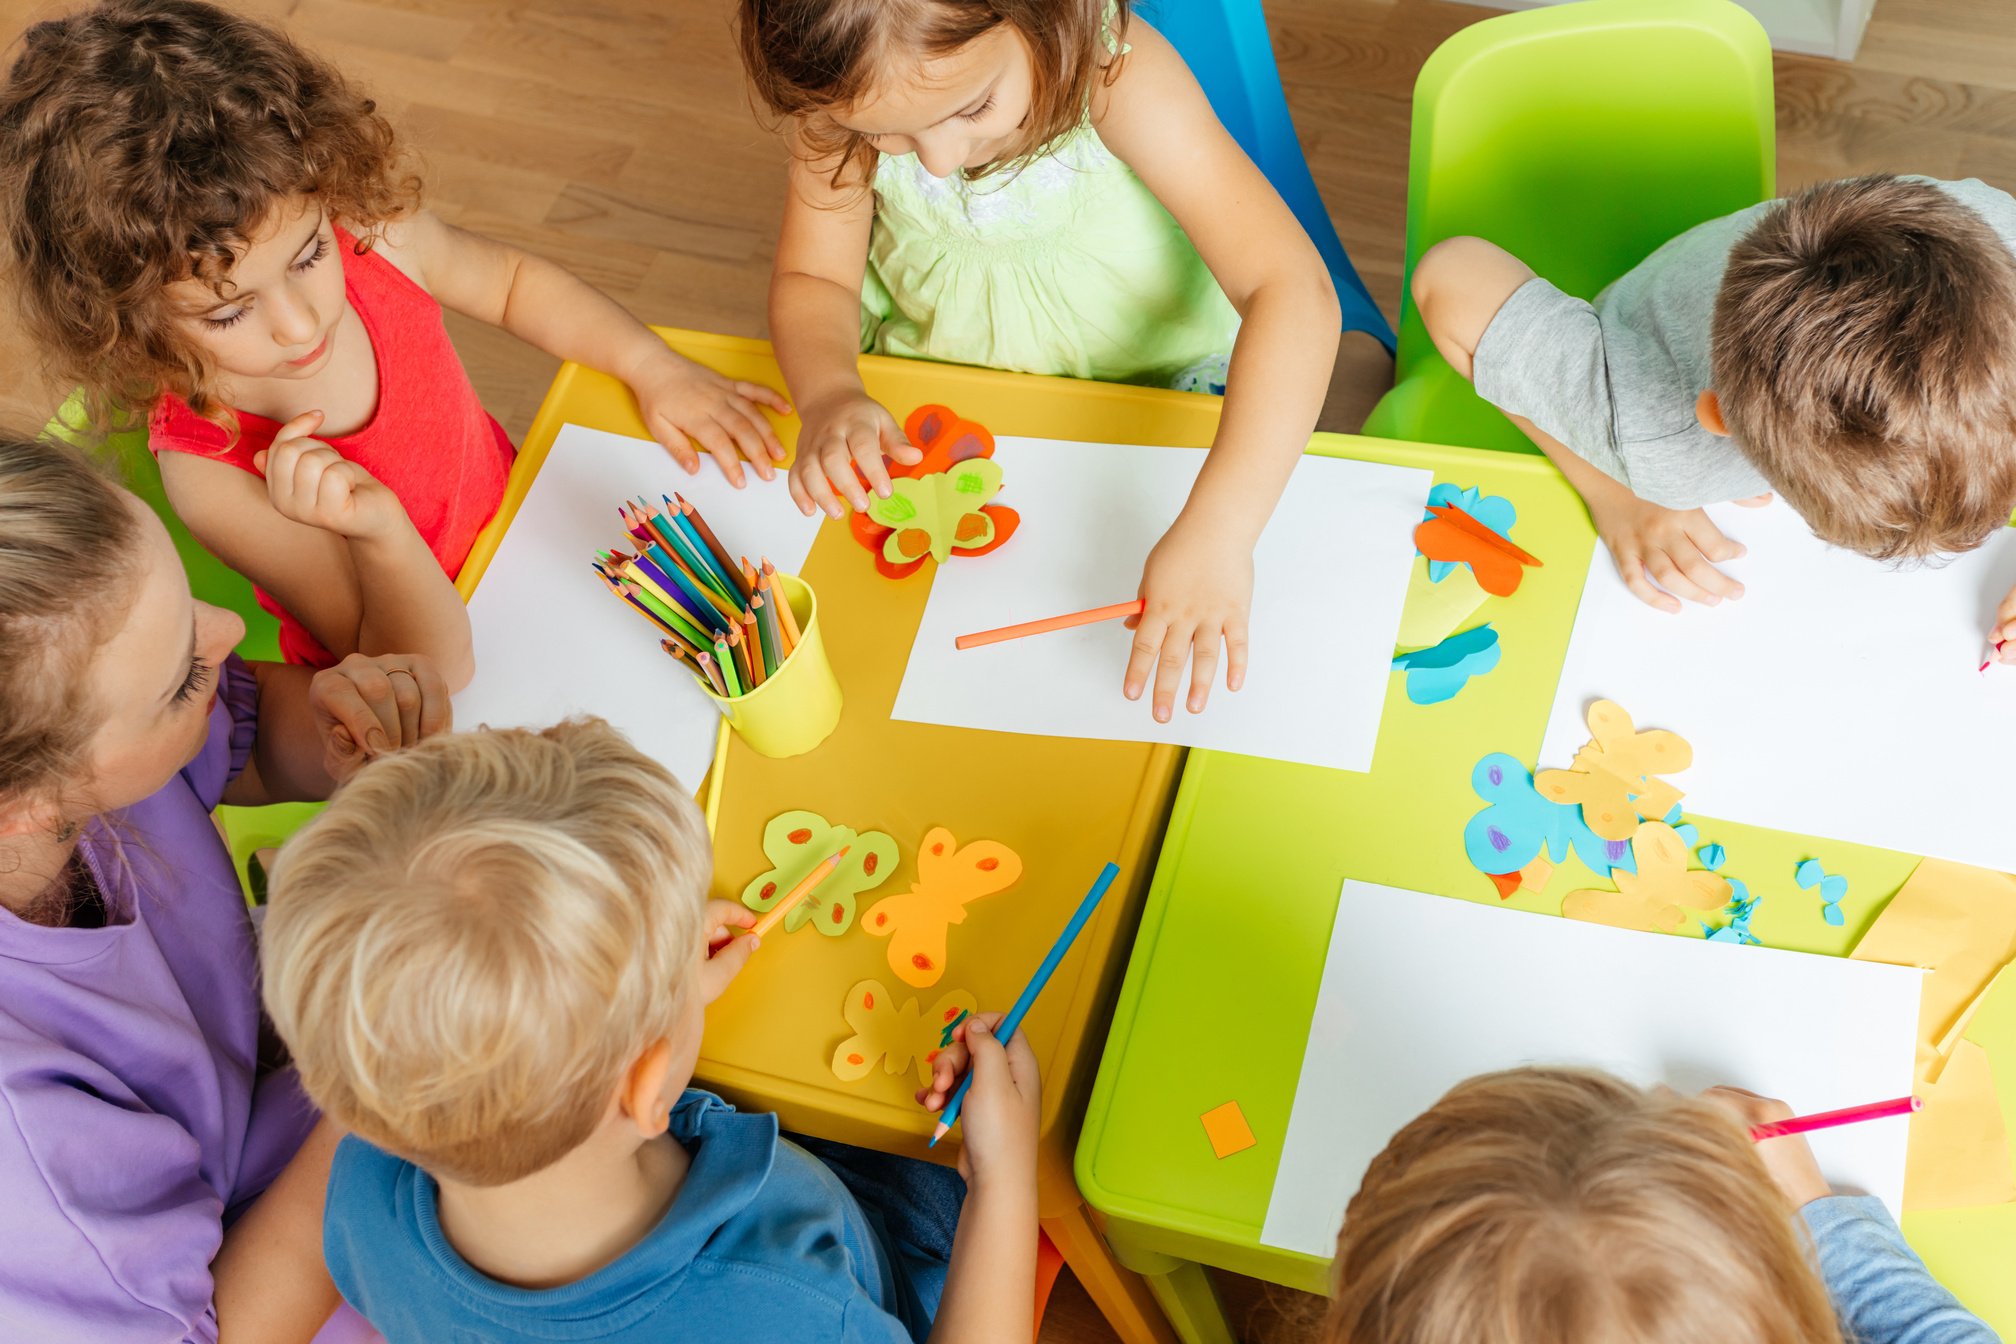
{"left": 150, "top": 226, "right": 514, "bottom": 668}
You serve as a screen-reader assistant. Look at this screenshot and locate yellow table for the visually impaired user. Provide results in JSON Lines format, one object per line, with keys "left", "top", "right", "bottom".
{"left": 459, "top": 328, "right": 1233, "bottom": 1344}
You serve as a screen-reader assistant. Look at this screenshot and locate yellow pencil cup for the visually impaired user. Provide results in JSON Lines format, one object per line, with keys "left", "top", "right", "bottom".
{"left": 703, "top": 572, "right": 842, "bottom": 758}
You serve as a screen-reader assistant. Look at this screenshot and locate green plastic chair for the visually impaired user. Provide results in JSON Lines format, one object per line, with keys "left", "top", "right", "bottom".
{"left": 48, "top": 392, "right": 319, "bottom": 898}
{"left": 1361, "top": 0, "right": 1775, "bottom": 454}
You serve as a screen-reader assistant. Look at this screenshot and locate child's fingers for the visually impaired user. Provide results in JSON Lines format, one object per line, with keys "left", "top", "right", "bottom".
{"left": 1150, "top": 620, "right": 1194, "bottom": 724}
{"left": 270, "top": 409, "right": 325, "bottom": 448}
{"left": 999, "top": 1026, "right": 1041, "bottom": 1108}
{"left": 314, "top": 669, "right": 395, "bottom": 757}
{"left": 706, "top": 927, "right": 760, "bottom": 987}
{"left": 786, "top": 461, "right": 820, "bottom": 518}
{"left": 1225, "top": 615, "right": 1250, "bottom": 693}
{"left": 650, "top": 418, "right": 704, "bottom": 476}
{"left": 879, "top": 418, "right": 923, "bottom": 466}
{"left": 392, "top": 656, "right": 454, "bottom": 739}
{"left": 688, "top": 420, "right": 748, "bottom": 489}
{"left": 1613, "top": 549, "right": 1682, "bottom": 615}
{"left": 801, "top": 452, "right": 847, "bottom": 520}
{"left": 735, "top": 379, "right": 795, "bottom": 421}
{"left": 728, "top": 394, "right": 788, "bottom": 464}
{"left": 1186, "top": 624, "right": 1221, "bottom": 715}
{"left": 851, "top": 436, "right": 896, "bottom": 500}
{"left": 1123, "top": 610, "right": 1170, "bottom": 704}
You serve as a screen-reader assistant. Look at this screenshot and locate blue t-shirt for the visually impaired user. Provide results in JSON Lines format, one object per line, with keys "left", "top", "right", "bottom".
{"left": 1803, "top": 1196, "right": 1998, "bottom": 1343}
{"left": 325, "top": 1090, "right": 939, "bottom": 1343}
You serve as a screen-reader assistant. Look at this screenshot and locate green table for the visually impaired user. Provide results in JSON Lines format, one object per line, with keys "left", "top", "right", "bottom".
{"left": 1075, "top": 432, "right": 2016, "bottom": 1343}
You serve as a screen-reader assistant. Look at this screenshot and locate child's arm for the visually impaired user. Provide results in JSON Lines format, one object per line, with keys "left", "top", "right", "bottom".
{"left": 1411, "top": 236, "right": 1751, "bottom": 614}
{"left": 769, "top": 148, "right": 924, "bottom": 518}
{"left": 916, "top": 1015, "right": 1041, "bottom": 1344}
{"left": 373, "top": 212, "right": 791, "bottom": 486}
{"left": 210, "top": 1116, "right": 345, "bottom": 1344}
{"left": 159, "top": 416, "right": 477, "bottom": 688}
{"left": 1091, "top": 21, "right": 1341, "bottom": 723}
{"left": 224, "top": 652, "right": 454, "bottom": 808}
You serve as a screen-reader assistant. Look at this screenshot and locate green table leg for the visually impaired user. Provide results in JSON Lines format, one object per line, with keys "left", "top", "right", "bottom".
{"left": 1108, "top": 1241, "right": 1236, "bottom": 1344}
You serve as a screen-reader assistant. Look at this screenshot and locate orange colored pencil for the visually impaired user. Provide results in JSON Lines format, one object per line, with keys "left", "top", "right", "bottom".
{"left": 757, "top": 573, "right": 796, "bottom": 659}
{"left": 750, "top": 845, "right": 851, "bottom": 938}
{"left": 677, "top": 494, "right": 753, "bottom": 602}
{"left": 955, "top": 599, "right": 1146, "bottom": 650}
{"left": 696, "top": 650, "right": 728, "bottom": 697}
{"left": 740, "top": 610, "right": 766, "bottom": 688}
{"left": 762, "top": 559, "right": 803, "bottom": 648}
{"left": 729, "top": 622, "right": 754, "bottom": 689}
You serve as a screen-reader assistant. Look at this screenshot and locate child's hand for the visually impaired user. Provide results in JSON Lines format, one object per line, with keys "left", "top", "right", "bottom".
{"left": 788, "top": 391, "right": 923, "bottom": 520}
{"left": 1586, "top": 491, "right": 1747, "bottom": 613}
{"left": 254, "top": 412, "right": 404, "bottom": 541}
{"left": 1124, "top": 518, "right": 1253, "bottom": 722}
{"left": 1700, "top": 1086, "right": 1832, "bottom": 1209}
{"left": 916, "top": 1013, "right": 1041, "bottom": 1187}
{"left": 308, "top": 653, "right": 453, "bottom": 782}
{"left": 626, "top": 350, "right": 792, "bottom": 488}
{"left": 1992, "top": 583, "right": 2016, "bottom": 663}
{"left": 698, "top": 899, "right": 760, "bottom": 1003}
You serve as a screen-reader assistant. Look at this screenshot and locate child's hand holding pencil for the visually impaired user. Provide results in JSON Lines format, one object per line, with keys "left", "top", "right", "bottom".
{"left": 916, "top": 1013, "right": 1041, "bottom": 1185}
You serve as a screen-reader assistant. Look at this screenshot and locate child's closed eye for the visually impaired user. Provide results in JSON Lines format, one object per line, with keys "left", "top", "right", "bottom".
{"left": 171, "top": 657, "right": 213, "bottom": 706}
{"left": 291, "top": 235, "right": 330, "bottom": 273}
{"left": 959, "top": 96, "right": 995, "bottom": 122}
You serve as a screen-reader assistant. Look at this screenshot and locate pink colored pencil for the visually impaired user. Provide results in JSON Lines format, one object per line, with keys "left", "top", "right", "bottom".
{"left": 1980, "top": 639, "right": 2005, "bottom": 674}
{"left": 1749, "top": 1095, "right": 1919, "bottom": 1142}
{"left": 955, "top": 598, "right": 1147, "bottom": 651}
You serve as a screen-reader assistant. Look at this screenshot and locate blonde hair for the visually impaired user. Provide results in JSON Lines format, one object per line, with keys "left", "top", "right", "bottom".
{"left": 262, "top": 718, "right": 712, "bottom": 1187}
{"left": 0, "top": 437, "right": 140, "bottom": 815}
{"left": 1321, "top": 1068, "right": 1843, "bottom": 1344}
{"left": 1712, "top": 175, "right": 2016, "bottom": 561}
{"left": 737, "top": 0, "right": 1125, "bottom": 189}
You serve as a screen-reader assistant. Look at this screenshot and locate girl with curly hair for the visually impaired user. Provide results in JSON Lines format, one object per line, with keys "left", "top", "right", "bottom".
{"left": 0, "top": 0, "right": 790, "bottom": 686}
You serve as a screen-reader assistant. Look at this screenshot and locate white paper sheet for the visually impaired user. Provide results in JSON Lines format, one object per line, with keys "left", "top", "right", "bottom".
{"left": 1263, "top": 881, "right": 1922, "bottom": 1256}
{"left": 890, "top": 438, "right": 1432, "bottom": 772}
{"left": 455, "top": 423, "right": 823, "bottom": 789}
{"left": 1539, "top": 501, "right": 2016, "bottom": 870}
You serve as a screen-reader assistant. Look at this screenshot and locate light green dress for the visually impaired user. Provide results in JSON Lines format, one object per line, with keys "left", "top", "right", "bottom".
{"left": 859, "top": 25, "right": 1240, "bottom": 393}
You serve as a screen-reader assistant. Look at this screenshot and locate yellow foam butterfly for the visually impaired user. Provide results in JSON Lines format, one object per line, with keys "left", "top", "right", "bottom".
{"left": 862, "top": 827, "right": 1022, "bottom": 988}
{"left": 830, "top": 979, "right": 979, "bottom": 1085}
{"left": 1535, "top": 699, "right": 1691, "bottom": 841}
{"left": 739, "top": 810, "right": 898, "bottom": 936}
{"left": 1562, "top": 821, "right": 1730, "bottom": 933}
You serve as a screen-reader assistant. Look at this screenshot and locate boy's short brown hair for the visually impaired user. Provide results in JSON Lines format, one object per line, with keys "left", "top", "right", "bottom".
{"left": 1322, "top": 1068, "right": 1843, "bottom": 1344}
{"left": 0, "top": 0, "right": 419, "bottom": 432}
{"left": 262, "top": 719, "right": 711, "bottom": 1187}
{"left": 1712, "top": 174, "right": 2016, "bottom": 560}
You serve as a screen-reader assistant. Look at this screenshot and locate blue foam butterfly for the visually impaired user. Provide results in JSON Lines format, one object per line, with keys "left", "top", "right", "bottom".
{"left": 1464, "top": 752, "right": 1638, "bottom": 878}
{"left": 1391, "top": 624, "right": 1501, "bottom": 704}
{"left": 1702, "top": 876, "right": 1763, "bottom": 944}
{"left": 1421, "top": 483, "right": 1518, "bottom": 583}
{"left": 1794, "top": 858, "right": 1850, "bottom": 927}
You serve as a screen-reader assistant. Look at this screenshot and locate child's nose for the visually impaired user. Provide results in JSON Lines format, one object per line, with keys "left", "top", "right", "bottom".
{"left": 269, "top": 293, "right": 321, "bottom": 347}
{"left": 194, "top": 600, "right": 245, "bottom": 662}
{"left": 913, "top": 131, "right": 966, "bottom": 181}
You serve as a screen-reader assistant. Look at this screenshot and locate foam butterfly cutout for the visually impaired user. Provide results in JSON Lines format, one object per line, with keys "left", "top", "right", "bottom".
{"left": 1702, "top": 876, "right": 1763, "bottom": 945}
{"left": 831, "top": 979, "right": 979, "bottom": 1085}
{"left": 862, "top": 827, "right": 1022, "bottom": 988}
{"left": 740, "top": 810, "right": 898, "bottom": 936}
{"left": 1419, "top": 484, "right": 1520, "bottom": 583}
{"left": 849, "top": 404, "right": 1020, "bottom": 579}
{"left": 1464, "top": 752, "right": 1637, "bottom": 881}
{"left": 1562, "top": 820, "right": 1731, "bottom": 933}
{"left": 1413, "top": 498, "right": 1541, "bottom": 597}
{"left": 1535, "top": 700, "right": 1692, "bottom": 842}
{"left": 1795, "top": 858, "right": 1850, "bottom": 927}
{"left": 1392, "top": 624, "right": 1501, "bottom": 704}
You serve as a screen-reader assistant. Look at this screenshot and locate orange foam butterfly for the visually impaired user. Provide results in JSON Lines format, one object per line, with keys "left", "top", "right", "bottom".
{"left": 1412, "top": 503, "right": 1542, "bottom": 597}
{"left": 849, "top": 405, "right": 1021, "bottom": 580}
{"left": 861, "top": 827, "right": 1022, "bottom": 988}
{"left": 1562, "top": 820, "right": 1729, "bottom": 933}
{"left": 1535, "top": 700, "right": 1691, "bottom": 841}
{"left": 830, "top": 978, "right": 978, "bottom": 1085}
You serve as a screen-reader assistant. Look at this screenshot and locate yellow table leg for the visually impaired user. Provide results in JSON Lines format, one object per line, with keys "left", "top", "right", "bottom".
{"left": 1140, "top": 1263, "right": 1236, "bottom": 1344}
{"left": 1040, "top": 1200, "right": 1180, "bottom": 1344}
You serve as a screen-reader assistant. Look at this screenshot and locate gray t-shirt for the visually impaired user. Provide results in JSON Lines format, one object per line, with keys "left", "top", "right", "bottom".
{"left": 1472, "top": 177, "right": 2016, "bottom": 509}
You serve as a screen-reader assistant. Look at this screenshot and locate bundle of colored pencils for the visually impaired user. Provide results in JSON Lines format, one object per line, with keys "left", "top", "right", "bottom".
{"left": 591, "top": 493, "right": 803, "bottom": 699}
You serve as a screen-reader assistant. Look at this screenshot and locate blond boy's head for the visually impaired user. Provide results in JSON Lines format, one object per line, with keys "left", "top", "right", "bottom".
{"left": 262, "top": 718, "right": 710, "bottom": 1187}
{"left": 1321, "top": 1068, "right": 1843, "bottom": 1344}
{"left": 1712, "top": 174, "right": 2016, "bottom": 561}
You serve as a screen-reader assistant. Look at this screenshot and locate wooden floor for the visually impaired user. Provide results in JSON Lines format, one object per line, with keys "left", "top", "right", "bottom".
{"left": 0, "top": 0, "right": 2005, "bottom": 1337}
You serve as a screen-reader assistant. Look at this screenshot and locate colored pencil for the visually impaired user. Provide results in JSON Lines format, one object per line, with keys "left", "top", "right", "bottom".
{"left": 646, "top": 502, "right": 738, "bottom": 604}
{"left": 1749, "top": 1095, "right": 1919, "bottom": 1142}
{"left": 749, "top": 597, "right": 777, "bottom": 675}
{"left": 599, "top": 568, "right": 684, "bottom": 642}
{"left": 741, "top": 611, "right": 767, "bottom": 688}
{"left": 955, "top": 599, "right": 1147, "bottom": 651}
{"left": 750, "top": 845, "right": 852, "bottom": 939}
{"left": 696, "top": 650, "right": 728, "bottom": 697}
{"left": 662, "top": 501, "right": 741, "bottom": 597}
{"left": 756, "top": 587, "right": 786, "bottom": 670}
{"left": 931, "top": 861, "right": 1121, "bottom": 1146}
{"left": 763, "top": 559, "right": 803, "bottom": 649}
{"left": 714, "top": 634, "right": 742, "bottom": 697}
{"left": 629, "top": 551, "right": 719, "bottom": 630}
{"left": 729, "top": 623, "right": 754, "bottom": 690}
{"left": 677, "top": 493, "right": 753, "bottom": 602}
{"left": 617, "top": 577, "right": 714, "bottom": 651}
{"left": 643, "top": 542, "right": 740, "bottom": 625}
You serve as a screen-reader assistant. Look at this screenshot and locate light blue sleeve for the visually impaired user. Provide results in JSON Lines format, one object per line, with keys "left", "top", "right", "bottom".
{"left": 1801, "top": 1196, "right": 2000, "bottom": 1344}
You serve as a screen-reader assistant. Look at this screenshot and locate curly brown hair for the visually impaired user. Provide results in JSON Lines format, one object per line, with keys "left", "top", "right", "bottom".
{"left": 0, "top": 0, "right": 420, "bottom": 433}
{"left": 736, "top": 0, "right": 1126, "bottom": 190}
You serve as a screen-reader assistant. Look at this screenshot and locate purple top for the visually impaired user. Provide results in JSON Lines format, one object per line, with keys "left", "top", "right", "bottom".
{"left": 0, "top": 658, "right": 370, "bottom": 1343}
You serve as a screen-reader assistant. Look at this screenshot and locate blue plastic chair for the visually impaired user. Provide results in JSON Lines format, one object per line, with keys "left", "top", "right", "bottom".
{"left": 1147, "top": 0, "right": 1396, "bottom": 351}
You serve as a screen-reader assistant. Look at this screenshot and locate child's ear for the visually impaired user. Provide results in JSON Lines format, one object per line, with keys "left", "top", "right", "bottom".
{"left": 0, "top": 793, "right": 66, "bottom": 842}
{"left": 618, "top": 1040, "right": 676, "bottom": 1138}
{"left": 1695, "top": 390, "right": 1729, "bottom": 437}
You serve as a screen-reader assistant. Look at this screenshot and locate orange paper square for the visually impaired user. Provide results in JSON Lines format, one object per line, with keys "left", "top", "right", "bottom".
{"left": 1200, "top": 1100, "right": 1257, "bottom": 1159}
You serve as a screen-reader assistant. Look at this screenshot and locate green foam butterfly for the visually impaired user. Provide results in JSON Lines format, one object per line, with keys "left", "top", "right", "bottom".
{"left": 740, "top": 809, "right": 899, "bottom": 936}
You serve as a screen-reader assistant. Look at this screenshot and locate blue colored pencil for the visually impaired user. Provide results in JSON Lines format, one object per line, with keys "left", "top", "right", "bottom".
{"left": 644, "top": 500, "right": 738, "bottom": 603}
{"left": 631, "top": 550, "right": 721, "bottom": 633}
{"left": 929, "top": 861, "right": 1121, "bottom": 1146}
{"left": 657, "top": 497, "right": 741, "bottom": 598}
